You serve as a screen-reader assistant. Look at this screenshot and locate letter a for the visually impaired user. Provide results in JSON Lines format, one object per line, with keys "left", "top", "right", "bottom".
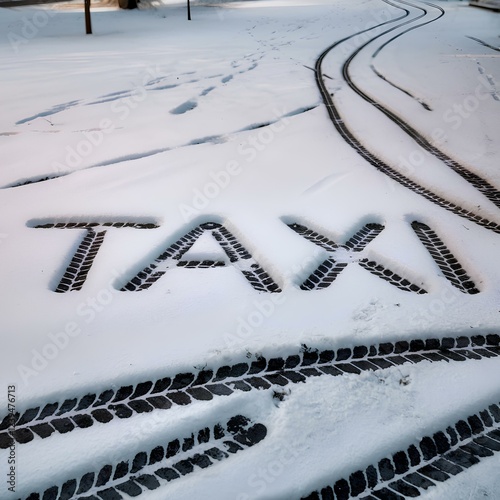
{"left": 121, "top": 221, "right": 281, "bottom": 293}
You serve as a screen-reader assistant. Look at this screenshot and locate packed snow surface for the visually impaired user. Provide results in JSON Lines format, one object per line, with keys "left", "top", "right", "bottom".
{"left": 0, "top": 0, "right": 499, "bottom": 498}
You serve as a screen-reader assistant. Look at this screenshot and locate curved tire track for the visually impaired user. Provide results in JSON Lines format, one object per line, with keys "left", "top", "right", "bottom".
{"left": 2, "top": 106, "right": 313, "bottom": 191}
{"left": 302, "top": 400, "right": 500, "bottom": 499}
{"left": 315, "top": 0, "right": 500, "bottom": 234}
{"left": 23, "top": 415, "right": 267, "bottom": 500}
{"left": 2, "top": 334, "right": 499, "bottom": 449}
{"left": 370, "top": 63, "right": 432, "bottom": 111}
{"left": 356, "top": 0, "right": 500, "bottom": 209}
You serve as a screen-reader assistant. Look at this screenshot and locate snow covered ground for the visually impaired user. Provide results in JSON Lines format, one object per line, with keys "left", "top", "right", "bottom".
{"left": 0, "top": 0, "right": 499, "bottom": 498}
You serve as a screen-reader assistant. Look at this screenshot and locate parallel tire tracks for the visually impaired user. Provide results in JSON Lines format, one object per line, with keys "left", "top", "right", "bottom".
{"left": 302, "top": 400, "right": 500, "bottom": 499}
{"left": 354, "top": 0, "right": 500, "bottom": 210}
{"left": 2, "top": 334, "right": 499, "bottom": 449}
{"left": 315, "top": 0, "right": 500, "bottom": 234}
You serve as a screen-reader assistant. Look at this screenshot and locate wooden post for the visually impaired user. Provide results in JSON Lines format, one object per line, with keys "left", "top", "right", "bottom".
{"left": 85, "top": 0, "right": 92, "bottom": 34}
{"left": 187, "top": 0, "right": 191, "bottom": 20}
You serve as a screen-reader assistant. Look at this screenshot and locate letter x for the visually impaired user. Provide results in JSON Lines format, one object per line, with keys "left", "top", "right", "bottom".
{"left": 121, "top": 222, "right": 281, "bottom": 293}
{"left": 288, "top": 222, "right": 427, "bottom": 294}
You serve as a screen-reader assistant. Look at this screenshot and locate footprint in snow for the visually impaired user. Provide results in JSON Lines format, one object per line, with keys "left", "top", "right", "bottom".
{"left": 200, "top": 86, "right": 215, "bottom": 97}
{"left": 170, "top": 100, "right": 198, "bottom": 115}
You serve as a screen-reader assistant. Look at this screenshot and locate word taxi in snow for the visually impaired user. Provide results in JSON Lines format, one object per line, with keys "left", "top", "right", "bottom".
{"left": 29, "top": 217, "right": 480, "bottom": 296}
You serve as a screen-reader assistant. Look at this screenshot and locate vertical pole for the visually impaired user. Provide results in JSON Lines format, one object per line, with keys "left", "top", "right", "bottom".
{"left": 187, "top": 0, "right": 191, "bottom": 20}
{"left": 85, "top": 0, "right": 92, "bottom": 34}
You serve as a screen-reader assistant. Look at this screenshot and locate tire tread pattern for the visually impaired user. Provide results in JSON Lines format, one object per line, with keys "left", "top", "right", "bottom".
{"left": 304, "top": 400, "right": 500, "bottom": 499}
{"left": 23, "top": 415, "right": 267, "bottom": 500}
{"left": 121, "top": 222, "right": 281, "bottom": 293}
{"left": 1, "top": 334, "right": 499, "bottom": 449}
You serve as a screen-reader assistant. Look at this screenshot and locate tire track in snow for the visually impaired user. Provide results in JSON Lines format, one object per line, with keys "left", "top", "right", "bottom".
{"left": 370, "top": 64, "right": 432, "bottom": 111}
{"left": 1, "top": 106, "right": 317, "bottom": 190}
{"left": 288, "top": 221, "right": 428, "bottom": 294}
{"left": 370, "top": 0, "right": 433, "bottom": 110}
{"left": 373, "top": 0, "right": 500, "bottom": 203}
{"left": 302, "top": 400, "right": 500, "bottom": 499}
{"left": 120, "top": 222, "right": 281, "bottom": 294}
{"left": 411, "top": 221, "right": 480, "bottom": 294}
{"left": 28, "top": 221, "right": 160, "bottom": 293}
{"left": 23, "top": 415, "right": 266, "bottom": 500}
{"left": 32, "top": 217, "right": 481, "bottom": 295}
{"left": 1, "top": 334, "right": 499, "bottom": 449}
{"left": 467, "top": 36, "right": 500, "bottom": 53}
{"left": 368, "top": 0, "right": 500, "bottom": 205}
{"left": 475, "top": 59, "right": 500, "bottom": 102}
{"left": 315, "top": 0, "right": 500, "bottom": 234}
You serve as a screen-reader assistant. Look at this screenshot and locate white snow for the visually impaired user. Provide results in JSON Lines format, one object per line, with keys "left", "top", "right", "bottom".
{"left": 0, "top": 0, "right": 499, "bottom": 498}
